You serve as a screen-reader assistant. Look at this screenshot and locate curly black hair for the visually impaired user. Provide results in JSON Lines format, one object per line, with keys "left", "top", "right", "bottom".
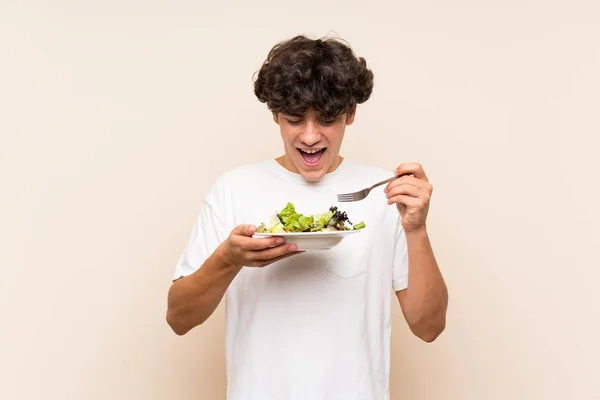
{"left": 253, "top": 35, "right": 374, "bottom": 120}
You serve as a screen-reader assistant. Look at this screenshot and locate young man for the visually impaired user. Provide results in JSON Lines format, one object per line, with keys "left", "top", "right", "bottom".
{"left": 166, "top": 35, "right": 448, "bottom": 399}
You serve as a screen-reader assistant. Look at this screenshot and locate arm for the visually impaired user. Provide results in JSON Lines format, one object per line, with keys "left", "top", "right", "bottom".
{"left": 385, "top": 162, "right": 448, "bottom": 342}
{"left": 397, "top": 227, "right": 448, "bottom": 342}
{"left": 166, "top": 243, "right": 241, "bottom": 335}
{"left": 166, "top": 224, "right": 301, "bottom": 335}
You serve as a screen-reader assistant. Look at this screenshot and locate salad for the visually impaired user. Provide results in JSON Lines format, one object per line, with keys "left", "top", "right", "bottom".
{"left": 256, "top": 202, "right": 366, "bottom": 233}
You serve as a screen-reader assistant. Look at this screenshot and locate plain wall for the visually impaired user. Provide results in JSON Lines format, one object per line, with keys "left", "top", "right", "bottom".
{"left": 1, "top": 1, "right": 599, "bottom": 399}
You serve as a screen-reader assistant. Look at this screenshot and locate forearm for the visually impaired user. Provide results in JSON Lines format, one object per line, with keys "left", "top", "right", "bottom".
{"left": 166, "top": 244, "right": 241, "bottom": 335}
{"left": 401, "top": 227, "right": 448, "bottom": 341}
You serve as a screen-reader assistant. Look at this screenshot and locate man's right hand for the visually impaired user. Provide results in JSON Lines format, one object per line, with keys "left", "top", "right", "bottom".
{"left": 218, "top": 224, "right": 303, "bottom": 268}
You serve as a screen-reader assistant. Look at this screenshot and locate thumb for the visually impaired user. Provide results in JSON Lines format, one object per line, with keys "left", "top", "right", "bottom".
{"left": 232, "top": 224, "right": 256, "bottom": 236}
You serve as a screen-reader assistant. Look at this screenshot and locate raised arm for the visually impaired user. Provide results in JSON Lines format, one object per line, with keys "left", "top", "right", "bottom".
{"left": 385, "top": 162, "right": 448, "bottom": 342}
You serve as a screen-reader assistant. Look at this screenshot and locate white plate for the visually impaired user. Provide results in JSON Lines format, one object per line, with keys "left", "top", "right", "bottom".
{"left": 252, "top": 229, "right": 361, "bottom": 251}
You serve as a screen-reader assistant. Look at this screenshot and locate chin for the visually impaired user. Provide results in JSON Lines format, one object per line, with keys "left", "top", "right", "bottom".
{"left": 295, "top": 162, "right": 331, "bottom": 182}
{"left": 299, "top": 171, "right": 326, "bottom": 182}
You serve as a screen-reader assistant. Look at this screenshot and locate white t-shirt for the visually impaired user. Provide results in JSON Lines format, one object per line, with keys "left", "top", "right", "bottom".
{"left": 174, "top": 158, "right": 409, "bottom": 400}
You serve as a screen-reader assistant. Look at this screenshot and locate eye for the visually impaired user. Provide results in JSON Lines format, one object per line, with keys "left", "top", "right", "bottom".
{"left": 319, "top": 119, "right": 336, "bottom": 126}
{"left": 287, "top": 119, "right": 303, "bottom": 125}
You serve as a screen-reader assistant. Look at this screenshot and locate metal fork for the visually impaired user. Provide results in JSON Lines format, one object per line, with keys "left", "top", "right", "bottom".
{"left": 336, "top": 173, "right": 413, "bottom": 202}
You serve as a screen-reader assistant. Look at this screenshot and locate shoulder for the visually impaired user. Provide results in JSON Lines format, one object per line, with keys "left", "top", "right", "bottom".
{"left": 204, "top": 160, "right": 274, "bottom": 202}
{"left": 215, "top": 159, "right": 276, "bottom": 187}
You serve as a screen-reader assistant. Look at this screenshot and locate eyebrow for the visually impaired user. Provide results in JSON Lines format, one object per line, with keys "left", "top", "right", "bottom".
{"left": 282, "top": 113, "right": 337, "bottom": 120}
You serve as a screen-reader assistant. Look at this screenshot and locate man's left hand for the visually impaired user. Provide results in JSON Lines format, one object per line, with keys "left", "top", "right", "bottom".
{"left": 384, "top": 163, "right": 433, "bottom": 232}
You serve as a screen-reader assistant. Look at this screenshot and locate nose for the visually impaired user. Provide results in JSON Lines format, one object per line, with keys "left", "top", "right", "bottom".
{"left": 300, "top": 121, "right": 321, "bottom": 146}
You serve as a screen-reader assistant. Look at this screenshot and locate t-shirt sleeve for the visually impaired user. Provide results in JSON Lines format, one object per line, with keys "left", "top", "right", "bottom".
{"left": 392, "top": 218, "right": 409, "bottom": 292}
{"left": 172, "top": 199, "right": 228, "bottom": 281}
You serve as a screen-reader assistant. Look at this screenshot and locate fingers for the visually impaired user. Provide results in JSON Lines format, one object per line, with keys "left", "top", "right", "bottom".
{"left": 226, "top": 225, "right": 305, "bottom": 268}
{"left": 249, "top": 242, "right": 299, "bottom": 262}
{"left": 231, "top": 224, "right": 257, "bottom": 237}
{"left": 230, "top": 224, "right": 285, "bottom": 251}
{"left": 244, "top": 244, "right": 301, "bottom": 267}
{"left": 254, "top": 250, "right": 305, "bottom": 267}
{"left": 232, "top": 234, "right": 285, "bottom": 251}
{"left": 385, "top": 175, "right": 432, "bottom": 193}
{"left": 395, "top": 183, "right": 429, "bottom": 199}
{"left": 394, "top": 162, "right": 429, "bottom": 182}
{"left": 387, "top": 194, "right": 423, "bottom": 208}
{"left": 386, "top": 183, "right": 421, "bottom": 199}
{"left": 385, "top": 174, "right": 432, "bottom": 209}
{"left": 385, "top": 176, "right": 432, "bottom": 200}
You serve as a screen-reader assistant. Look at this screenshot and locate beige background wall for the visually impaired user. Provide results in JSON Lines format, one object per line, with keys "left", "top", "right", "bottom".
{"left": 1, "top": 1, "right": 599, "bottom": 399}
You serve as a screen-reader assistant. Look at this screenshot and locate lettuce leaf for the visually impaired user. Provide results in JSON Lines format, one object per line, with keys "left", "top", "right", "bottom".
{"left": 277, "top": 202, "right": 313, "bottom": 232}
{"left": 258, "top": 202, "right": 366, "bottom": 233}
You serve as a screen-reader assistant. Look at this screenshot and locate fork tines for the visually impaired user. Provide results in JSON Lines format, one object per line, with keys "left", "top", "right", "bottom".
{"left": 336, "top": 192, "right": 365, "bottom": 202}
{"left": 336, "top": 194, "right": 354, "bottom": 202}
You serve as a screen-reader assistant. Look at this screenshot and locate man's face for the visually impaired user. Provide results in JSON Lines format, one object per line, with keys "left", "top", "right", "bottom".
{"left": 274, "top": 108, "right": 355, "bottom": 182}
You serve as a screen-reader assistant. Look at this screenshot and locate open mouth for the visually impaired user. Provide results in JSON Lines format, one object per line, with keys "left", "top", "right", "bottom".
{"left": 298, "top": 148, "right": 326, "bottom": 166}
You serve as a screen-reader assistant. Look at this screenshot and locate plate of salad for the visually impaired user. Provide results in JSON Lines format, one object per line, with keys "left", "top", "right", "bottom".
{"left": 253, "top": 202, "right": 366, "bottom": 250}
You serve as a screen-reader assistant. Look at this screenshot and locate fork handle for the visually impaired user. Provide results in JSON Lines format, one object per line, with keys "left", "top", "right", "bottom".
{"left": 370, "top": 173, "right": 413, "bottom": 190}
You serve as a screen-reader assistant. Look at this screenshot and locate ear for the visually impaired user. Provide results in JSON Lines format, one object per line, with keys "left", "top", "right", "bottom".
{"left": 345, "top": 106, "right": 356, "bottom": 125}
{"left": 272, "top": 112, "right": 280, "bottom": 125}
